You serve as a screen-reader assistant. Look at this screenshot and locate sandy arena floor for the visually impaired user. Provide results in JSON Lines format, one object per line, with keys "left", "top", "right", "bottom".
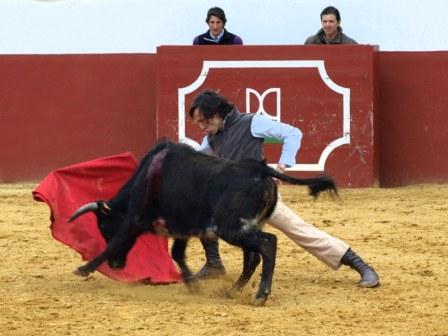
{"left": 0, "top": 183, "right": 447, "bottom": 336}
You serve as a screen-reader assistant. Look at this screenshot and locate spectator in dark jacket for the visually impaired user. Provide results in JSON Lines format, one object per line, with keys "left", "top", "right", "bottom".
{"left": 193, "top": 7, "right": 243, "bottom": 45}
{"left": 305, "top": 6, "right": 356, "bottom": 44}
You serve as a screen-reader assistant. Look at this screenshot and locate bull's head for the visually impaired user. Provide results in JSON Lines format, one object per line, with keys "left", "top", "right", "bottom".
{"left": 68, "top": 201, "right": 124, "bottom": 242}
{"left": 68, "top": 201, "right": 128, "bottom": 269}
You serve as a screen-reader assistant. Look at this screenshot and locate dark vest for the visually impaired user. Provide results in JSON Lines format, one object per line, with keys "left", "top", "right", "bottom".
{"left": 208, "top": 109, "right": 264, "bottom": 161}
{"left": 196, "top": 29, "right": 239, "bottom": 45}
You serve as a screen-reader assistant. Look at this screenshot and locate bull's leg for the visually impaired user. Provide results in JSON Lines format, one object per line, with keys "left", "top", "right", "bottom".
{"left": 75, "top": 224, "right": 141, "bottom": 277}
{"left": 225, "top": 249, "right": 261, "bottom": 298}
{"left": 234, "top": 250, "right": 261, "bottom": 290}
{"left": 171, "top": 238, "right": 198, "bottom": 291}
{"left": 75, "top": 254, "right": 107, "bottom": 277}
{"left": 219, "top": 230, "right": 277, "bottom": 306}
{"left": 253, "top": 232, "right": 277, "bottom": 306}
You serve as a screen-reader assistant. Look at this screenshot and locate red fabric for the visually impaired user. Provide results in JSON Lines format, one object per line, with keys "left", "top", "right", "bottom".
{"left": 32, "top": 152, "right": 181, "bottom": 284}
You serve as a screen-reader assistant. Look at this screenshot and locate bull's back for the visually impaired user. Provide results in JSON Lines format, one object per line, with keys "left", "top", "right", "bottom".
{"left": 157, "top": 145, "right": 215, "bottom": 233}
{"left": 157, "top": 143, "right": 278, "bottom": 234}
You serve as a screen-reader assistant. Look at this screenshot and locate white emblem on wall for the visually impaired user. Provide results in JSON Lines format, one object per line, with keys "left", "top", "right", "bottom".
{"left": 245, "top": 88, "right": 281, "bottom": 121}
{"left": 178, "top": 60, "right": 351, "bottom": 172}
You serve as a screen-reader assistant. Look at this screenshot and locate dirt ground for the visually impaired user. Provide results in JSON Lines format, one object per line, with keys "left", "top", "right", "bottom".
{"left": 0, "top": 183, "right": 447, "bottom": 336}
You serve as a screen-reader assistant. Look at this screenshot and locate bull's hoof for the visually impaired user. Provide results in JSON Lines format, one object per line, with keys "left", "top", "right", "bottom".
{"left": 224, "top": 288, "right": 238, "bottom": 299}
{"left": 193, "top": 264, "right": 226, "bottom": 280}
{"left": 252, "top": 289, "right": 270, "bottom": 306}
{"left": 108, "top": 259, "right": 125, "bottom": 269}
{"left": 183, "top": 273, "right": 198, "bottom": 284}
{"left": 73, "top": 267, "right": 91, "bottom": 277}
{"left": 252, "top": 295, "right": 268, "bottom": 306}
{"left": 185, "top": 280, "right": 200, "bottom": 294}
{"left": 183, "top": 274, "right": 200, "bottom": 293}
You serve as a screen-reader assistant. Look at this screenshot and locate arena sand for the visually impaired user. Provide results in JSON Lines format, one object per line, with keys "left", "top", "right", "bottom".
{"left": 0, "top": 183, "right": 447, "bottom": 336}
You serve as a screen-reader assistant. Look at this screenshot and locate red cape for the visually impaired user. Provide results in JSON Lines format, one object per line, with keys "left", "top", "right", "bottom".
{"left": 32, "top": 152, "right": 181, "bottom": 284}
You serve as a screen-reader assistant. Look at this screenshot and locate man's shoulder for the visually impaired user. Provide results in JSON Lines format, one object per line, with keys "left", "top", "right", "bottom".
{"left": 192, "top": 35, "right": 201, "bottom": 45}
{"left": 232, "top": 34, "right": 243, "bottom": 45}
{"left": 340, "top": 32, "right": 357, "bottom": 44}
{"left": 304, "top": 35, "right": 317, "bottom": 44}
{"left": 223, "top": 30, "right": 243, "bottom": 45}
{"left": 304, "top": 30, "right": 324, "bottom": 44}
{"left": 234, "top": 110, "right": 255, "bottom": 121}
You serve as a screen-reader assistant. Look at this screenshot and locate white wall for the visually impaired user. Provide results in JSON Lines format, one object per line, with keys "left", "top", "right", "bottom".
{"left": 1, "top": 0, "right": 446, "bottom": 54}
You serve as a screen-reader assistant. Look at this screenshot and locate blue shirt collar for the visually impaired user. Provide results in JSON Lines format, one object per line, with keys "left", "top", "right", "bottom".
{"left": 209, "top": 29, "right": 225, "bottom": 43}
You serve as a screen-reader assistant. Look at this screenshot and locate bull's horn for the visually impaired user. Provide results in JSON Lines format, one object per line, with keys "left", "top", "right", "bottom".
{"left": 68, "top": 202, "right": 99, "bottom": 223}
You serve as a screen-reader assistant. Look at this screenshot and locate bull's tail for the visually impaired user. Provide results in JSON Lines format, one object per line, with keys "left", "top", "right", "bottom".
{"left": 265, "top": 166, "right": 338, "bottom": 198}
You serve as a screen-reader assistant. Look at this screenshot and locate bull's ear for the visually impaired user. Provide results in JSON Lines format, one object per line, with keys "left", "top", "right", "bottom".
{"left": 97, "top": 201, "right": 112, "bottom": 215}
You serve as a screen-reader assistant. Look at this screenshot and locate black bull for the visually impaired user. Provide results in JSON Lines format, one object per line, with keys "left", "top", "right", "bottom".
{"left": 69, "top": 141, "right": 337, "bottom": 305}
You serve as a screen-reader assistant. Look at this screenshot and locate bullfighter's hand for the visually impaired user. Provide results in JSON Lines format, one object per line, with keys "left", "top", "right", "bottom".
{"left": 276, "top": 163, "right": 286, "bottom": 174}
{"left": 275, "top": 163, "right": 286, "bottom": 185}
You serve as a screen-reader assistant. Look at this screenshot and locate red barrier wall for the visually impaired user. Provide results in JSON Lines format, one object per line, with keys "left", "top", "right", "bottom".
{"left": 0, "top": 54, "right": 157, "bottom": 182}
{"left": 378, "top": 51, "right": 448, "bottom": 186}
{"left": 156, "top": 45, "right": 379, "bottom": 187}
{"left": 1, "top": 50, "right": 446, "bottom": 186}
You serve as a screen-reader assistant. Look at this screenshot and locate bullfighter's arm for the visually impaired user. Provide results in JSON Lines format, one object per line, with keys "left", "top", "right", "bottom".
{"left": 250, "top": 114, "right": 303, "bottom": 168}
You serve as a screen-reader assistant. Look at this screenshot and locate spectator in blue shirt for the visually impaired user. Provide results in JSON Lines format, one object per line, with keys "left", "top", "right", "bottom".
{"left": 193, "top": 7, "right": 243, "bottom": 45}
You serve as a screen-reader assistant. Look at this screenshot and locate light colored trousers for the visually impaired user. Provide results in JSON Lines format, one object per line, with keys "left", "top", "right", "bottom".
{"left": 268, "top": 198, "right": 349, "bottom": 270}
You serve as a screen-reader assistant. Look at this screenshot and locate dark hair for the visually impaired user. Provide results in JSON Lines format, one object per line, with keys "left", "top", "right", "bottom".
{"left": 188, "top": 90, "right": 234, "bottom": 120}
{"left": 206, "top": 7, "right": 227, "bottom": 25}
{"left": 320, "top": 6, "right": 341, "bottom": 22}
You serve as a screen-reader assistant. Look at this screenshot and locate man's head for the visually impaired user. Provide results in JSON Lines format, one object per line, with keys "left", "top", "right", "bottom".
{"left": 189, "top": 90, "right": 233, "bottom": 135}
{"left": 206, "top": 7, "right": 227, "bottom": 37}
{"left": 320, "top": 6, "right": 341, "bottom": 39}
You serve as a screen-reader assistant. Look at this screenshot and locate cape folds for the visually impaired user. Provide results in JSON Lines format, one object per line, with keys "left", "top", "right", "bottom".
{"left": 32, "top": 152, "right": 181, "bottom": 284}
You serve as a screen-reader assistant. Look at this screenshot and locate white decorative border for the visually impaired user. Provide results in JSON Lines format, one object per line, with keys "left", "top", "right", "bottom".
{"left": 178, "top": 60, "right": 350, "bottom": 171}
{"left": 245, "top": 87, "right": 281, "bottom": 121}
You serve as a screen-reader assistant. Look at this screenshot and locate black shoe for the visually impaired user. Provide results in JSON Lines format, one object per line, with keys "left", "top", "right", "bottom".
{"left": 341, "top": 248, "right": 380, "bottom": 288}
